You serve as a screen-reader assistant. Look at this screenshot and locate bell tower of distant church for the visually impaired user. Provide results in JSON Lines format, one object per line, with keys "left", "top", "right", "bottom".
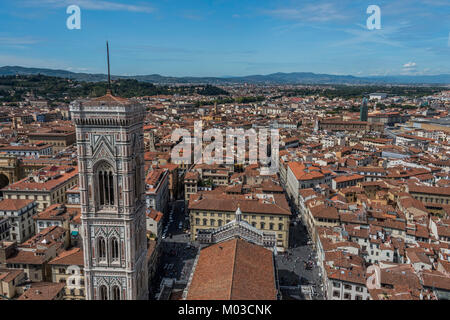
{"left": 70, "top": 42, "right": 148, "bottom": 300}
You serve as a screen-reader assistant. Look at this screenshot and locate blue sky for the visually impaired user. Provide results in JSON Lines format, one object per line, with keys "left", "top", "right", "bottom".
{"left": 0, "top": 0, "right": 449, "bottom": 77}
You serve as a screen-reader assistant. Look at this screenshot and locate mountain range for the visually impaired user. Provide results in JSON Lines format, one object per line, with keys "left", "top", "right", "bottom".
{"left": 1, "top": 66, "right": 449, "bottom": 85}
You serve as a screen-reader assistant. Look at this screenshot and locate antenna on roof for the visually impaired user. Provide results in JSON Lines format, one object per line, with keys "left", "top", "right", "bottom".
{"left": 106, "top": 41, "right": 112, "bottom": 94}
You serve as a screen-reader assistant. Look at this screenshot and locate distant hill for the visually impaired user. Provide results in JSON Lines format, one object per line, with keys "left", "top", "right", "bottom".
{"left": 1, "top": 66, "right": 449, "bottom": 85}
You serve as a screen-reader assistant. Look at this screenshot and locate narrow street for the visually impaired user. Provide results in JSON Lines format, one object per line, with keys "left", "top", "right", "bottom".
{"left": 151, "top": 198, "right": 325, "bottom": 300}
{"left": 276, "top": 218, "right": 325, "bottom": 300}
{"left": 149, "top": 200, "right": 198, "bottom": 299}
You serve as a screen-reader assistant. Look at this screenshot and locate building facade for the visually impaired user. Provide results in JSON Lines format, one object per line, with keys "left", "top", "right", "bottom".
{"left": 70, "top": 92, "right": 148, "bottom": 300}
{"left": 0, "top": 199, "right": 37, "bottom": 243}
{"left": 188, "top": 193, "right": 291, "bottom": 251}
{"left": 145, "top": 168, "right": 169, "bottom": 214}
{"left": 1, "top": 165, "right": 78, "bottom": 212}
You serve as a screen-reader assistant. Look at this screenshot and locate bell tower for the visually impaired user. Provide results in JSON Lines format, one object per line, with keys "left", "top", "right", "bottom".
{"left": 69, "top": 43, "right": 148, "bottom": 300}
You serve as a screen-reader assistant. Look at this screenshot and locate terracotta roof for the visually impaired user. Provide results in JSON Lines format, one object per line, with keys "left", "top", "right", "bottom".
{"left": 145, "top": 169, "right": 168, "bottom": 193}
{"left": 20, "top": 226, "right": 66, "bottom": 249}
{"left": 406, "top": 248, "right": 432, "bottom": 265}
{"left": 333, "top": 174, "right": 365, "bottom": 183}
{"left": 325, "top": 265, "right": 366, "bottom": 285}
{"left": 0, "top": 144, "right": 52, "bottom": 151}
{"left": 287, "top": 162, "right": 325, "bottom": 181}
{"left": 380, "top": 266, "right": 421, "bottom": 291}
{"left": 0, "top": 268, "right": 24, "bottom": 283}
{"left": 89, "top": 93, "right": 130, "bottom": 104}
{"left": 310, "top": 204, "right": 339, "bottom": 220}
{"left": 2, "top": 165, "right": 78, "bottom": 192}
{"left": 299, "top": 188, "right": 318, "bottom": 198}
{"left": 184, "top": 171, "right": 199, "bottom": 180}
{"left": 187, "top": 239, "right": 277, "bottom": 300}
{"left": 17, "top": 282, "right": 65, "bottom": 300}
{"left": 6, "top": 249, "right": 47, "bottom": 265}
{"left": 33, "top": 204, "right": 80, "bottom": 221}
{"left": 369, "top": 287, "right": 418, "bottom": 300}
{"left": 147, "top": 208, "right": 163, "bottom": 222}
{"left": 188, "top": 193, "right": 291, "bottom": 216}
{"left": 48, "top": 247, "right": 84, "bottom": 266}
{"left": 0, "top": 199, "right": 34, "bottom": 211}
{"left": 408, "top": 183, "right": 450, "bottom": 197}
{"left": 421, "top": 270, "right": 450, "bottom": 291}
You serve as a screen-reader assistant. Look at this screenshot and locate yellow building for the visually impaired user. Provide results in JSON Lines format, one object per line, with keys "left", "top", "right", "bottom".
{"left": 184, "top": 171, "right": 199, "bottom": 201}
{"left": 305, "top": 202, "right": 340, "bottom": 242}
{"left": 0, "top": 153, "right": 23, "bottom": 189}
{"left": 188, "top": 192, "right": 291, "bottom": 250}
{"left": 1, "top": 165, "right": 78, "bottom": 212}
{"left": 27, "top": 130, "right": 76, "bottom": 154}
{"left": 48, "top": 247, "right": 85, "bottom": 300}
{"left": 0, "top": 268, "right": 26, "bottom": 299}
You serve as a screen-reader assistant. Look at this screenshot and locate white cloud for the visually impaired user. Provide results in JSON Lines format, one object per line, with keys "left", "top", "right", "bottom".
{"left": 263, "top": 3, "right": 350, "bottom": 22}
{"left": 0, "top": 37, "right": 40, "bottom": 46}
{"left": 403, "top": 62, "right": 417, "bottom": 68}
{"left": 401, "top": 61, "right": 419, "bottom": 74}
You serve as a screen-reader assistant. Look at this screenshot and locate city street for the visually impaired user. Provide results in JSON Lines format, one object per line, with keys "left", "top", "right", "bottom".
{"left": 276, "top": 218, "right": 325, "bottom": 300}
{"left": 150, "top": 199, "right": 325, "bottom": 300}
{"left": 149, "top": 200, "right": 199, "bottom": 299}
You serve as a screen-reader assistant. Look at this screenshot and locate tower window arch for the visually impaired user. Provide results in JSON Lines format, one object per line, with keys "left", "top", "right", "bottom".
{"left": 112, "top": 285, "right": 121, "bottom": 300}
{"left": 134, "top": 155, "right": 141, "bottom": 202}
{"left": 97, "top": 237, "right": 106, "bottom": 260}
{"left": 99, "top": 285, "right": 108, "bottom": 300}
{"left": 95, "top": 161, "right": 115, "bottom": 206}
{"left": 111, "top": 237, "right": 119, "bottom": 261}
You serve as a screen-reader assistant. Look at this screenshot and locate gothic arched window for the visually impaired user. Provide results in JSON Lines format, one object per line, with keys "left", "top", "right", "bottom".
{"left": 134, "top": 156, "right": 141, "bottom": 202}
{"left": 112, "top": 285, "right": 121, "bottom": 300}
{"left": 99, "top": 285, "right": 108, "bottom": 300}
{"left": 98, "top": 237, "right": 106, "bottom": 260}
{"left": 96, "top": 161, "right": 115, "bottom": 206}
{"left": 111, "top": 237, "right": 119, "bottom": 261}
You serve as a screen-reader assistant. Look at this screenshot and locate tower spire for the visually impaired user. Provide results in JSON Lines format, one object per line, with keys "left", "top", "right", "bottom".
{"left": 235, "top": 202, "right": 242, "bottom": 222}
{"left": 106, "top": 41, "right": 112, "bottom": 94}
